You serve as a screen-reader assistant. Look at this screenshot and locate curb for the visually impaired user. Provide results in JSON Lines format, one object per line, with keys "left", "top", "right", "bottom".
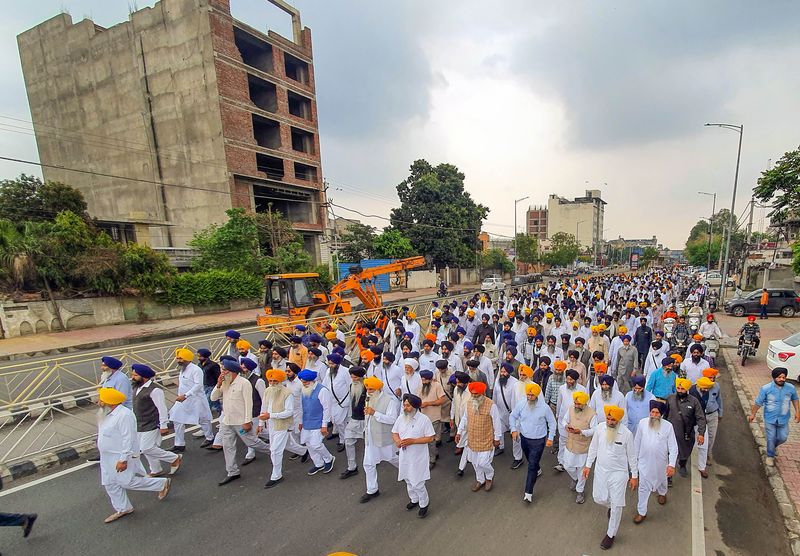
{"left": 722, "top": 348, "right": 800, "bottom": 555}
{"left": 1, "top": 440, "right": 97, "bottom": 485}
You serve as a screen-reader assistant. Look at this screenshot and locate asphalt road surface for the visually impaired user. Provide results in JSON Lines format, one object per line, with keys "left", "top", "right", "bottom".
{"left": 0, "top": 362, "right": 790, "bottom": 556}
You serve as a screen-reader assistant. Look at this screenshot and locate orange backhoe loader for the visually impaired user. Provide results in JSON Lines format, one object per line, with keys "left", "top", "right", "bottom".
{"left": 256, "top": 256, "right": 426, "bottom": 331}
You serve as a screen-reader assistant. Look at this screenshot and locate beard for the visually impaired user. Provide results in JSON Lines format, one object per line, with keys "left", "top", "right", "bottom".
{"left": 471, "top": 397, "right": 483, "bottom": 412}
{"left": 301, "top": 384, "right": 315, "bottom": 397}
{"left": 100, "top": 371, "right": 111, "bottom": 383}
{"left": 648, "top": 417, "right": 661, "bottom": 430}
{"left": 575, "top": 405, "right": 584, "bottom": 412}
{"left": 403, "top": 408, "right": 417, "bottom": 422}
{"left": 96, "top": 405, "right": 111, "bottom": 426}
{"left": 601, "top": 389, "right": 612, "bottom": 401}
{"left": 605, "top": 423, "right": 618, "bottom": 443}
{"left": 527, "top": 398, "right": 538, "bottom": 409}
{"left": 676, "top": 391, "right": 687, "bottom": 399}
{"left": 499, "top": 375, "right": 508, "bottom": 385}
{"left": 633, "top": 390, "right": 643, "bottom": 400}
{"left": 351, "top": 381, "right": 365, "bottom": 401}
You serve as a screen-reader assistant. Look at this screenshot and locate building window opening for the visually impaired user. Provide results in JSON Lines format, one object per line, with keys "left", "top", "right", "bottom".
{"left": 248, "top": 75, "right": 277, "bottom": 112}
{"left": 290, "top": 127, "right": 314, "bottom": 154}
{"left": 252, "top": 114, "right": 281, "bottom": 149}
{"left": 284, "top": 53, "right": 309, "bottom": 84}
{"left": 234, "top": 28, "right": 274, "bottom": 74}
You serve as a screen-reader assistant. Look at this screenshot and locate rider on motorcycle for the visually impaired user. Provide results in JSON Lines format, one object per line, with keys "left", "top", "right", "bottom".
{"left": 687, "top": 303, "right": 703, "bottom": 318}
{"left": 663, "top": 305, "right": 679, "bottom": 320}
{"left": 673, "top": 315, "right": 690, "bottom": 345}
{"left": 438, "top": 279, "right": 448, "bottom": 296}
{"left": 699, "top": 314, "right": 723, "bottom": 339}
{"left": 738, "top": 315, "right": 761, "bottom": 349}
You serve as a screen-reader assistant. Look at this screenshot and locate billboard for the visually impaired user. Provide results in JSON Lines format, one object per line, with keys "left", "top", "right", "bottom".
{"left": 630, "top": 252, "right": 639, "bottom": 271}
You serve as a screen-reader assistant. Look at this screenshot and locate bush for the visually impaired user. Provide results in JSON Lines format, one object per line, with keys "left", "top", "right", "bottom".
{"left": 313, "top": 264, "right": 334, "bottom": 290}
{"left": 163, "top": 269, "right": 263, "bottom": 305}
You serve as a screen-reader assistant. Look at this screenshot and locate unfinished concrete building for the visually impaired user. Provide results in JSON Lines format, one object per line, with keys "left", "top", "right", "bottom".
{"left": 17, "top": 0, "right": 327, "bottom": 261}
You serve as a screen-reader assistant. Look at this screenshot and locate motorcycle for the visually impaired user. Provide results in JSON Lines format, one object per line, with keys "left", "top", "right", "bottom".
{"left": 702, "top": 336, "right": 719, "bottom": 367}
{"left": 663, "top": 317, "right": 676, "bottom": 344}
{"left": 675, "top": 300, "right": 686, "bottom": 317}
{"left": 436, "top": 282, "right": 448, "bottom": 298}
{"left": 673, "top": 328, "right": 689, "bottom": 351}
{"left": 705, "top": 291, "right": 718, "bottom": 313}
{"left": 687, "top": 314, "right": 701, "bottom": 337}
{"left": 738, "top": 332, "right": 757, "bottom": 366}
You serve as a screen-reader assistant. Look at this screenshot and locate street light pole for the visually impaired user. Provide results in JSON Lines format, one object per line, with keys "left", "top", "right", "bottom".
{"left": 513, "top": 196, "right": 529, "bottom": 275}
{"left": 705, "top": 123, "right": 743, "bottom": 301}
{"left": 698, "top": 191, "right": 716, "bottom": 273}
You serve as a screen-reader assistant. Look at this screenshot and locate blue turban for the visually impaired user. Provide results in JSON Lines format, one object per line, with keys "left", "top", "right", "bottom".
{"left": 506, "top": 340, "right": 518, "bottom": 348}
{"left": 297, "top": 369, "right": 317, "bottom": 381}
{"left": 420, "top": 370, "right": 434, "bottom": 380}
{"left": 456, "top": 326, "right": 467, "bottom": 335}
{"left": 131, "top": 363, "right": 155, "bottom": 379}
{"left": 507, "top": 347, "right": 518, "bottom": 356}
{"left": 383, "top": 352, "right": 396, "bottom": 362}
{"left": 649, "top": 399, "right": 668, "bottom": 414}
{"left": 620, "top": 335, "right": 631, "bottom": 342}
{"left": 225, "top": 330, "right": 241, "bottom": 339}
{"left": 404, "top": 331, "right": 415, "bottom": 340}
{"left": 289, "top": 335, "right": 302, "bottom": 343}
{"left": 101, "top": 356, "right": 123, "bottom": 370}
{"left": 534, "top": 334, "right": 544, "bottom": 341}
{"left": 448, "top": 374, "right": 457, "bottom": 384}
{"left": 219, "top": 355, "right": 237, "bottom": 362}
{"left": 501, "top": 362, "right": 515, "bottom": 373}
{"left": 403, "top": 393, "right": 422, "bottom": 409}
{"left": 599, "top": 374, "right": 615, "bottom": 386}
{"left": 333, "top": 347, "right": 345, "bottom": 356}
{"left": 409, "top": 351, "right": 420, "bottom": 359}
{"left": 222, "top": 359, "right": 241, "bottom": 372}
{"left": 197, "top": 348, "right": 212, "bottom": 358}
{"left": 327, "top": 353, "right": 343, "bottom": 365}
{"left": 631, "top": 375, "right": 646, "bottom": 387}
{"left": 240, "top": 358, "right": 257, "bottom": 371}
{"left": 463, "top": 341, "right": 474, "bottom": 351}
{"left": 295, "top": 325, "right": 307, "bottom": 332}
{"left": 309, "top": 334, "right": 322, "bottom": 343}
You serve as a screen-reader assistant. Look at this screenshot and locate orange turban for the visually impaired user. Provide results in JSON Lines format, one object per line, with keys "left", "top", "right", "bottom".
{"left": 553, "top": 360, "right": 567, "bottom": 371}
{"left": 670, "top": 354, "right": 683, "bottom": 364}
{"left": 525, "top": 382, "right": 542, "bottom": 397}
{"left": 604, "top": 405, "right": 625, "bottom": 421}
{"left": 518, "top": 364, "right": 533, "bottom": 379}
{"left": 468, "top": 382, "right": 487, "bottom": 395}
{"left": 702, "top": 368, "right": 719, "bottom": 378}
{"left": 236, "top": 340, "right": 251, "bottom": 350}
{"left": 363, "top": 376, "right": 383, "bottom": 390}
{"left": 407, "top": 311, "right": 417, "bottom": 319}
{"left": 360, "top": 349, "right": 375, "bottom": 363}
{"left": 594, "top": 362, "right": 607, "bottom": 374}
{"left": 425, "top": 333, "right": 437, "bottom": 342}
{"left": 527, "top": 327, "right": 537, "bottom": 336}
{"left": 508, "top": 311, "right": 515, "bottom": 318}
{"left": 265, "top": 369, "right": 287, "bottom": 382}
{"left": 325, "top": 331, "right": 337, "bottom": 340}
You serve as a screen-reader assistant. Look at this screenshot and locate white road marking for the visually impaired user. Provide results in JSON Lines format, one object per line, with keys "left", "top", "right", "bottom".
{"left": 691, "top": 460, "right": 706, "bottom": 556}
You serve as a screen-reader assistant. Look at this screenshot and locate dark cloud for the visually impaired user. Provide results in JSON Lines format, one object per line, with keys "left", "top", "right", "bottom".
{"left": 510, "top": 0, "right": 800, "bottom": 149}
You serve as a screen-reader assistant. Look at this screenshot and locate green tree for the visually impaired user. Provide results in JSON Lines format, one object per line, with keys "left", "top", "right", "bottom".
{"left": 754, "top": 146, "right": 800, "bottom": 223}
{"left": 640, "top": 246, "right": 660, "bottom": 266}
{"left": 255, "top": 209, "right": 303, "bottom": 257}
{"left": 793, "top": 242, "right": 800, "bottom": 276}
{"left": 515, "top": 233, "right": 538, "bottom": 265}
{"left": 337, "top": 222, "right": 376, "bottom": 262}
{"left": 0, "top": 174, "right": 88, "bottom": 222}
{"left": 274, "top": 241, "right": 312, "bottom": 273}
{"left": 480, "top": 248, "right": 513, "bottom": 273}
{"left": 189, "top": 208, "right": 264, "bottom": 274}
{"left": 119, "top": 243, "right": 174, "bottom": 295}
{"left": 542, "top": 232, "right": 581, "bottom": 267}
{"left": 390, "top": 160, "right": 489, "bottom": 267}
{"left": 373, "top": 229, "right": 415, "bottom": 259}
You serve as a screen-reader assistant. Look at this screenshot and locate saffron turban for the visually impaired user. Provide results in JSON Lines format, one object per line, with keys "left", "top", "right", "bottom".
{"left": 572, "top": 391, "right": 589, "bottom": 404}
{"left": 266, "top": 369, "right": 287, "bottom": 382}
{"left": 703, "top": 368, "right": 719, "bottom": 378}
{"left": 236, "top": 340, "right": 251, "bottom": 350}
{"left": 363, "top": 377, "right": 383, "bottom": 390}
{"left": 670, "top": 354, "right": 683, "bottom": 364}
{"left": 594, "top": 362, "right": 608, "bottom": 374}
{"left": 468, "top": 382, "right": 487, "bottom": 395}
{"left": 518, "top": 365, "right": 534, "bottom": 379}
{"left": 360, "top": 350, "right": 375, "bottom": 363}
{"left": 525, "top": 383, "right": 542, "bottom": 397}
{"left": 604, "top": 405, "right": 625, "bottom": 421}
{"left": 675, "top": 378, "right": 692, "bottom": 390}
{"left": 553, "top": 360, "right": 567, "bottom": 371}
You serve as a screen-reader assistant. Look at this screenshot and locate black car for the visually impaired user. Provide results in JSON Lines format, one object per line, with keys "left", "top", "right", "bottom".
{"left": 724, "top": 288, "right": 800, "bottom": 318}
{"left": 512, "top": 275, "right": 529, "bottom": 286}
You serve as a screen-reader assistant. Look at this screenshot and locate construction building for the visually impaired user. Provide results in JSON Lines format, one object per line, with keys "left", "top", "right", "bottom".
{"left": 525, "top": 205, "right": 548, "bottom": 240}
{"left": 547, "top": 190, "right": 606, "bottom": 256}
{"left": 17, "top": 0, "right": 327, "bottom": 262}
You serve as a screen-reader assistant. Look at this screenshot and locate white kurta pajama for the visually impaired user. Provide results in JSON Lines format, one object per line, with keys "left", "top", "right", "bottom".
{"left": 457, "top": 400, "right": 503, "bottom": 483}
{"left": 492, "top": 376, "right": 523, "bottom": 461}
{"left": 450, "top": 387, "right": 471, "bottom": 471}
{"left": 392, "top": 410, "right": 436, "bottom": 508}
{"left": 585, "top": 422, "right": 638, "bottom": 539}
{"left": 260, "top": 389, "right": 306, "bottom": 481}
{"left": 300, "top": 386, "right": 334, "bottom": 468}
{"left": 560, "top": 409, "right": 598, "bottom": 493}
{"left": 98, "top": 405, "right": 167, "bottom": 513}
{"left": 363, "top": 393, "right": 401, "bottom": 495}
{"left": 169, "top": 363, "right": 214, "bottom": 446}
{"left": 326, "top": 367, "right": 351, "bottom": 439}
{"left": 634, "top": 417, "right": 678, "bottom": 516}
{"left": 556, "top": 383, "right": 588, "bottom": 465}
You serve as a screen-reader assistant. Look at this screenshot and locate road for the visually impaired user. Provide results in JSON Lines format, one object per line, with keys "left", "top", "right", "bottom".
{"left": 1, "top": 359, "right": 790, "bottom": 556}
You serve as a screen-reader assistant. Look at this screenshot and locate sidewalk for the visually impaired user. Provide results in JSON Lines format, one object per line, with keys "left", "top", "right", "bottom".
{"left": 716, "top": 311, "right": 800, "bottom": 549}
{"left": 0, "top": 285, "right": 478, "bottom": 360}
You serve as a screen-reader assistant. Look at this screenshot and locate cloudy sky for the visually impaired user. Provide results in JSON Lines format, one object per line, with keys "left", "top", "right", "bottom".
{"left": 2, "top": 0, "right": 799, "bottom": 249}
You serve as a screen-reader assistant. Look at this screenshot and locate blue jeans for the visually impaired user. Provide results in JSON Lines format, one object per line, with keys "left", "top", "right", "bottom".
{"left": 760, "top": 304, "right": 768, "bottom": 318}
{"left": 205, "top": 385, "right": 221, "bottom": 413}
{"left": 765, "top": 421, "right": 789, "bottom": 457}
{"left": 0, "top": 513, "right": 27, "bottom": 526}
{"left": 520, "top": 435, "right": 546, "bottom": 495}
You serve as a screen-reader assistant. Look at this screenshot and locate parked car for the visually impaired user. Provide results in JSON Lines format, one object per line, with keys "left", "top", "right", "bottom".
{"left": 767, "top": 331, "right": 800, "bottom": 380}
{"left": 511, "top": 275, "right": 528, "bottom": 286}
{"left": 527, "top": 273, "right": 542, "bottom": 284}
{"left": 703, "top": 271, "right": 722, "bottom": 287}
{"left": 481, "top": 275, "right": 506, "bottom": 292}
{"left": 724, "top": 288, "right": 800, "bottom": 318}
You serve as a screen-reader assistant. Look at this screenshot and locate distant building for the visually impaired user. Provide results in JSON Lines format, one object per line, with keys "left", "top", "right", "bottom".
{"left": 606, "top": 236, "right": 661, "bottom": 251}
{"left": 547, "top": 190, "right": 606, "bottom": 256}
{"left": 478, "top": 231, "right": 490, "bottom": 252}
{"left": 18, "top": 0, "right": 327, "bottom": 262}
{"left": 329, "top": 217, "right": 361, "bottom": 253}
{"left": 525, "top": 205, "right": 548, "bottom": 240}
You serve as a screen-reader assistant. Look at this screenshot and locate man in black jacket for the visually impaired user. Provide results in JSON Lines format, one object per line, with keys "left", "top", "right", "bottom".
{"left": 633, "top": 318, "right": 653, "bottom": 369}
{"left": 198, "top": 348, "right": 222, "bottom": 414}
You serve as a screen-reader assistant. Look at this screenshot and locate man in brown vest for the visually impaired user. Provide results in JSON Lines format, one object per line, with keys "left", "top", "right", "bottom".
{"left": 259, "top": 369, "right": 306, "bottom": 488}
{"left": 455, "top": 381, "right": 502, "bottom": 492}
{"left": 562, "top": 390, "right": 597, "bottom": 504}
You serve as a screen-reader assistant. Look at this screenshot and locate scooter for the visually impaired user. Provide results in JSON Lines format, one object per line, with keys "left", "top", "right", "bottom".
{"left": 663, "top": 317, "right": 676, "bottom": 344}
{"left": 436, "top": 282, "right": 448, "bottom": 298}
{"left": 738, "top": 332, "right": 757, "bottom": 366}
{"left": 688, "top": 314, "right": 701, "bottom": 337}
{"left": 703, "top": 336, "right": 719, "bottom": 367}
{"left": 705, "top": 291, "right": 718, "bottom": 313}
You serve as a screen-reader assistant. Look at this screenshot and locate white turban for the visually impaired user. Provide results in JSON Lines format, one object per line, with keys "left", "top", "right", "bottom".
{"left": 403, "top": 358, "right": 419, "bottom": 371}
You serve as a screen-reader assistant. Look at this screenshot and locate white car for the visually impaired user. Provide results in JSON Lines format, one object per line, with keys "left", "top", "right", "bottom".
{"left": 481, "top": 275, "right": 506, "bottom": 292}
{"left": 701, "top": 271, "right": 723, "bottom": 287}
{"left": 767, "top": 331, "right": 800, "bottom": 380}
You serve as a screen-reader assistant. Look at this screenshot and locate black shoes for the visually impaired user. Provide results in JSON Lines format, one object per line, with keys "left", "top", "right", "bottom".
{"left": 340, "top": 468, "right": 359, "bottom": 480}
{"left": 241, "top": 457, "right": 256, "bottom": 466}
{"left": 218, "top": 474, "right": 241, "bottom": 486}
{"left": 600, "top": 535, "right": 615, "bottom": 550}
{"left": 300, "top": 452, "right": 310, "bottom": 463}
{"left": 199, "top": 440, "right": 213, "bottom": 449}
{"left": 360, "top": 491, "right": 380, "bottom": 503}
{"left": 264, "top": 478, "right": 283, "bottom": 489}
{"left": 337, "top": 443, "right": 345, "bottom": 453}
{"left": 418, "top": 506, "right": 429, "bottom": 519}
{"left": 170, "top": 446, "right": 186, "bottom": 453}
{"left": 511, "top": 459, "right": 524, "bottom": 469}
{"left": 406, "top": 501, "right": 419, "bottom": 510}
{"left": 22, "top": 514, "right": 37, "bottom": 538}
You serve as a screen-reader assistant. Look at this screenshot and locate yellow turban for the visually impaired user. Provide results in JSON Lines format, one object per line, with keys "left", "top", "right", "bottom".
{"left": 363, "top": 376, "right": 383, "bottom": 390}
{"left": 433, "top": 310, "right": 442, "bottom": 317}
{"left": 407, "top": 311, "right": 417, "bottom": 319}
{"left": 236, "top": 340, "right": 251, "bottom": 350}
{"left": 604, "top": 405, "right": 625, "bottom": 421}
{"left": 325, "top": 331, "right": 337, "bottom": 340}
{"left": 175, "top": 348, "right": 194, "bottom": 361}
{"left": 675, "top": 378, "right": 692, "bottom": 390}
{"left": 265, "top": 369, "right": 287, "bottom": 382}
{"left": 573, "top": 391, "right": 589, "bottom": 405}
{"left": 572, "top": 321, "right": 580, "bottom": 328}
{"left": 330, "top": 323, "right": 339, "bottom": 330}
{"left": 527, "top": 327, "right": 537, "bottom": 336}
{"left": 618, "top": 325, "right": 628, "bottom": 334}
{"left": 467, "top": 309, "right": 475, "bottom": 316}
{"left": 553, "top": 360, "right": 567, "bottom": 371}
{"left": 518, "top": 364, "right": 533, "bottom": 379}
{"left": 98, "top": 387, "right": 126, "bottom": 405}
{"left": 591, "top": 326, "right": 598, "bottom": 333}
{"left": 597, "top": 324, "right": 606, "bottom": 331}
{"left": 696, "top": 377, "right": 714, "bottom": 390}
{"left": 525, "top": 382, "right": 541, "bottom": 397}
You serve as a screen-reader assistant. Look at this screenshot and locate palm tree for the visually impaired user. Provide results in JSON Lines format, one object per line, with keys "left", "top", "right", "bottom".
{"left": 0, "top": 219, "right": 41, "bottom": 289}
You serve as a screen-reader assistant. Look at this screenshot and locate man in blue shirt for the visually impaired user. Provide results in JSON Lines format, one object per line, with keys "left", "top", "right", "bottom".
{"left": 510, "top": 382, "right": 556, "bottom": 503}
{"left": 645, "top": 357, "right": 677, "bottom": 401}
{"left": 100, "top": 356, "right": 132, "bottom": 410}
{"left": 749, "top": 367, "right": 800, "bottom": 467}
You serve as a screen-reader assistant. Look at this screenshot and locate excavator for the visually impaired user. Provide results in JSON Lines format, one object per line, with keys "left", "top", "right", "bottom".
{"left": 256, "top": 256, "right": 427, "bottom": 331}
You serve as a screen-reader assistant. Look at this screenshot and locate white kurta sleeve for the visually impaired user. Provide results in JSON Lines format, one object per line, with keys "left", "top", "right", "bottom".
{"left": 150, "top": 387, "right": 170, "bottom": 428}
{"left": 375, "top": 398, "right": 400, "bottom": 425}
{"left": 626, "top": 433, "right": 639, "bottom": 478}
{"left": 185, "top": 366, "right": 203, "bottom": 398}
{"left": 585, "top": 432, "right": 600, "bottom": 469}
{"left": 457, "top": 407, "right": 469, "bottom": 436}
{"left": 490, "top": 403, "right": 503, "bottom": 441}
{"left": 666, "top": 422, "right": 679, "bottom": 467}
{"left": 318, "top": 387, "right": 332, "bottom": 426}
{"left": 118, "top": 413, "right": 136, "bottom": 463}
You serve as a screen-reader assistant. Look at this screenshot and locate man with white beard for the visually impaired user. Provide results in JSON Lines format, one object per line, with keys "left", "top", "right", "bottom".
{"left": 305, "top": 348, "right": 328, "bottom": 382}
{"left": 297, "top": 369, "right": 336, "bottom": 475}
{"left": 624, "top": 376, "right": 655, "bottom": 437}
{"left": 259, "top": 369, "right": 307, "bottom": 488}
{"left": 400, "top": 358, "right": 423, "bottom": 398}
{"left": 358, "top": 376, "right": 401, "bottom": 503}
{"left": 492, "top": 363, "right": 524, "bottom": 468}
{"left": 370, "top": 352, "right": 403, "bottom": 401}
{"left": 450, "top": 372, "right": 472, "bottom": 476}
{"left": 340, "top": 367, "right": 369, "bottom": 480}
{"left": 561, "top": 390, "right": 596, "bottom": 504}
{"left": 392, "top": 394, "right": 436, "bottom": 518}
{"left": 556, "top": 369, "right": 588, "bottom": 473}
{"left": 633, "top": 400, "right": 677, "bottom": 523}
{"left": 589, "top": 375, "right": 627, "bottom": 429}
{"left": 169, "top": 348, "right": 214, "bottom": 452}
{"left": 324, "top": 353, "right": 351, "bottom": 452}
{"left": 457, "top": 381, "right": 503, "bottom": 492}
{"left": 583, "top": 405, "right": 638, "bottom": 551}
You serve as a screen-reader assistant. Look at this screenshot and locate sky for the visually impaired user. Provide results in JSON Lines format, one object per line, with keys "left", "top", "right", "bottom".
{"left": 2, "top": 1, "right": 799, "bottom": 249}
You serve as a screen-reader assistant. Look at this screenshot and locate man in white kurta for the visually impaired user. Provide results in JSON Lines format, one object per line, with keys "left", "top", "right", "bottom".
{"left": 561, "top": 390, "right": 597, "bottom": 504}
{"left": 392, "top": 394, "right": 436, "bottom": 517}
{"left": 259, "top": 369, "right": 306, "bottom": 487}
{"left": 400, "top": 358, "right": 423, "bottom": 398}
{"left": 633, "top": 400, "right": 678, "bottom": 523}
{"left": 583, "top": 405, "right": 638, "bottom": 551}
{"left": 359, "top": 377, "right": 402, "bottom": 501}
{"left": 96, "top": 388, "right": 170, "bottom": 523}
{"left": 492, "top": 363, "right": 523, "bottom": 466}
{"left": 450, "top": 373, "right": 471, "bottom": 474}
{"left": 589, "top": 375, "right": 627, "bottom": 430}
{"left": 556, "top": 370, "right": 587, "bottom": 468}
{"left": 456, "top": 382, "right": 503, "bottom": 490}
{"left": 169, "top": 349, "right": 214, "bottom": 451}
{"left": 325, "top": 354, "right": 352, "bottom": 451}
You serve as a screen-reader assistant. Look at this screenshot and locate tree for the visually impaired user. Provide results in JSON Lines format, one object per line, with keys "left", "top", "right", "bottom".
{"left": 793, "top": 242, "right": 800, "bottom": 276}
{"left": 189, "top": 208, "right": 264, "bottom": 275}
{"left": 373, "top": 229, "right": 415, "bottom": 259}
{"left": 542, "top": 232, "right": 581, "bottom": 267}
{"left": 479, "top": 248, "right": 513, "bottom": 273}
{"left": 337, "top": 222, "right": 377, "bottom": 262}
{"left": 255, "top": 209, "right": 302, "bottom": 257}
{"left": 515, "top": 233, "right": 538, "bottom": 265}
{"left": 754, "top": 146, "right": 800, "bottom": 223}
{"left": 640, "top": 246, "right": 659, "bottom": 266}
{"left": 684, "top": 237, "right": 722, "bottom": 268}
{"left": 390, "top": 160, "right": 489, "bottom": 267}
{"left": 0, "top": 174, "right": 88, "bottom": 222}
